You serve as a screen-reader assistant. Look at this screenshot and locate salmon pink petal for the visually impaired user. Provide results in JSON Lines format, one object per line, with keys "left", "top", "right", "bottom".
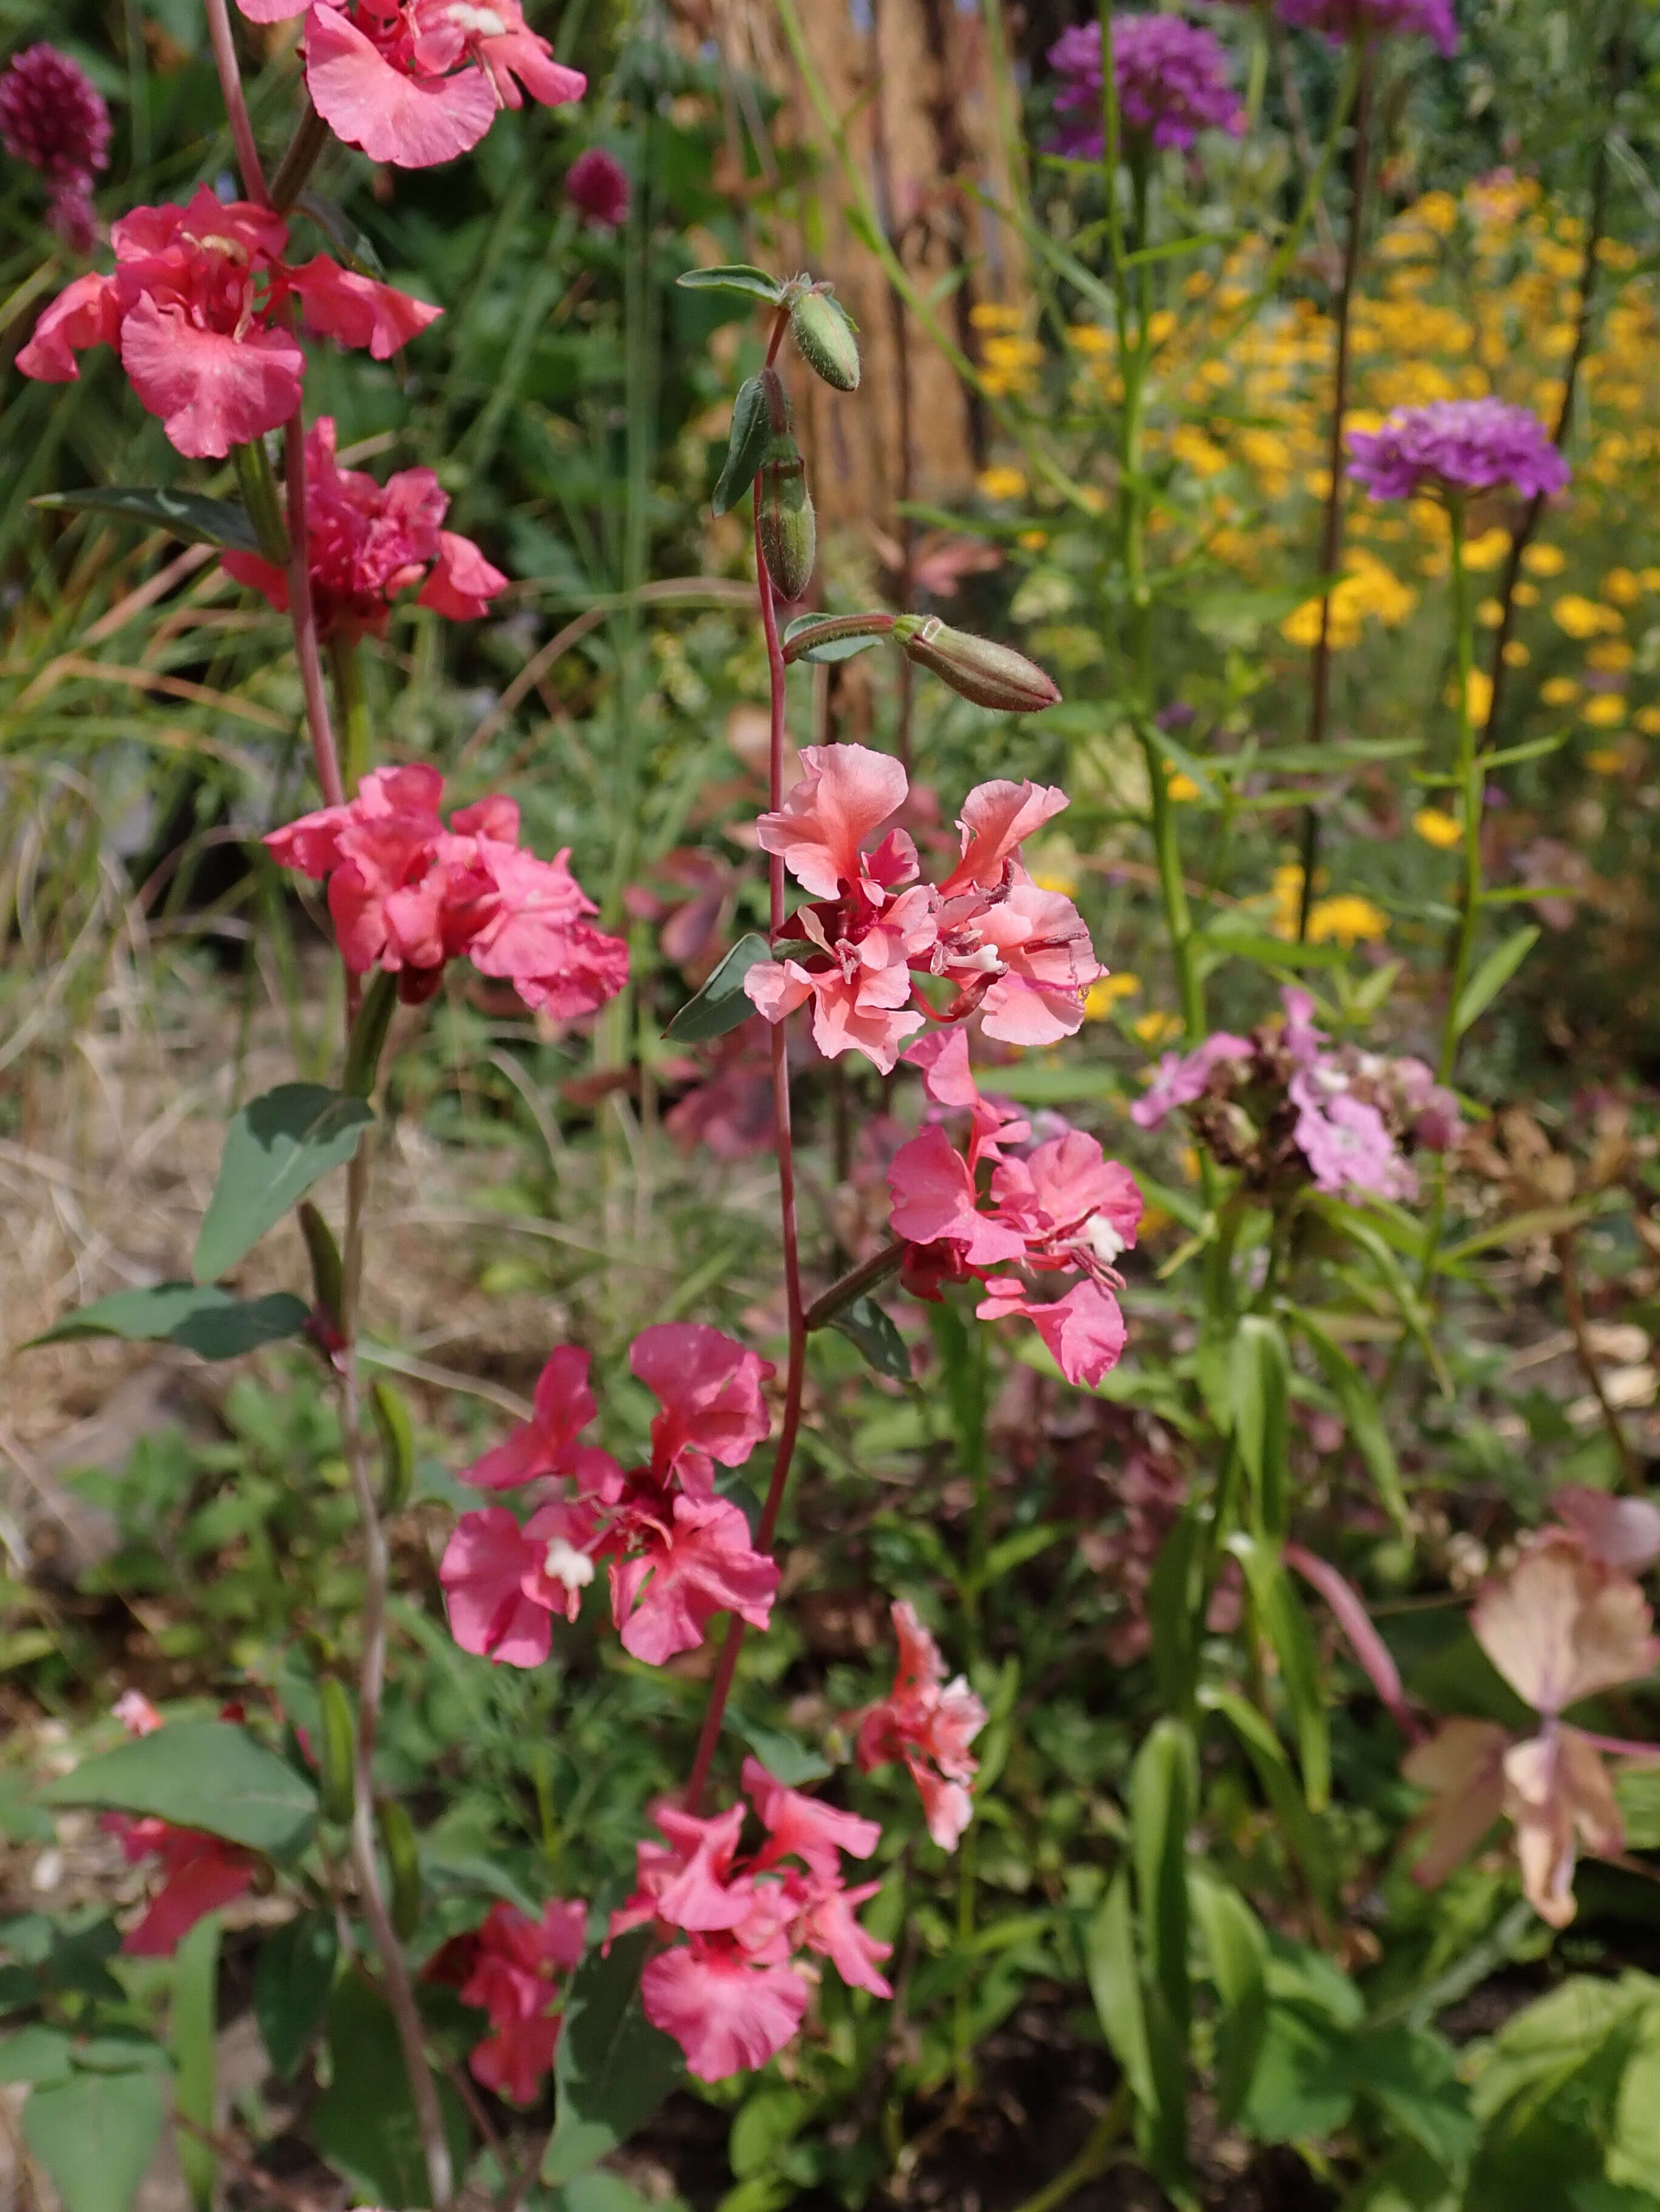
{"left": 610, "top": 1494, "right": 778, "bottom": 1665}
{"left": 1552, "top": 1486, "right": 1660, "bottom": 1574}
{"left": 417, "top": 529, "right": 509, "bottom": 618}
{"left": 118, "top": 296, "right": 305, "bottom": 458}
{"left": 264, "top": 799, "right": 352, "bottom": 880}
{"left": 742, "top": 1758, "right": 881, "bottom": 1874}
{"left": 235, "top": 0, "right": 307, "bottom": 18}
{"left": 220, "top": 549, "right": 290, "bottom": 613}
{"left": 1472, "top": 1531, "right": 1660, "bottom": 1718}
{"left": 304, "top": 0, "right": 497, "bottom": 165}
{"left": 792, "top": 1876, "right": 893, "bottom": 1996}
{"left": 123, "top": 1839, "right": 254, "bottom": 1956}
{"left": 940, "top": 778, "right": 1068, "bottom": 894}
{"left": 16, "top": 270, "right": 118, "bottom": 380}
{"left": 1401, "top": 1717, "right": 1509, "bottom": 1890}
{"left": 743, "top": 958, "right": 813, "bottom": 1025}
{"left": 440, "top": 1507, "right": 555, "bottom": 1668}
{"left": 469, "top": 2011, "right": 560, "bottom": 2103}
{"left": 903, "top": 1027, "right": 982, "bottom": 1110}
{"left": 640, "top": 1946, "right": 808, "bottom": 2081}
{"left": 510, "top": 923, "right": 630, "bottom": 1020}
{"left": 290, "top": 251, "right": 443, "bottom": 358}
{"left": 630, "top": 1802, "right": 752, "bottom": 1933}
{"left": 474, "top": 13, "right": 587, "bottom": 108}
{"left": 804, "top": 969, "right": 924, "bottom": 1074}
{"left": 977, "top": 1277, "right": 1125, "bottom": 1386}
{"left": 631, "top": 1323, "right": 774, "bottom": 1487}
{"left": 1503, "top": 1725, "right": 1623, "bottom": 1928}
{"left": 463, "top": 1345, "right": 596, "bottom": 1488}
{"left": 910, "top": 1763, "right": 975, "bottom": 1852}
{"left": 756, "top": 742, "right": 909, "bottom": 898}
{"left": 887, "top": 1127, "right": 1027, "bottom": 1267}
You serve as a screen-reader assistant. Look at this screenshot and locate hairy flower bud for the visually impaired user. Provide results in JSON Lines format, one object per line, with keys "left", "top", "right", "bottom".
{"left": 896, "top": 617, "right": 1060, "bottom": 713}
{"left": 790, "top": 287, "right": 860, "bottom": 392}
{"left": 757, "top": 436, "right": 817, "bottom": 603}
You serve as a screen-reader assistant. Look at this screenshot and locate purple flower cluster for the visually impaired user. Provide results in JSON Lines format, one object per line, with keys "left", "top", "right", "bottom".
{"left": 1049, "top": 17, "right": 1242, "bottom": 158}
{"left": 0, "top": 44, "right": 111, "bottom": 253}
{"left": 1132, "top": 989, "right": 1460, "bottom": 1204}
{"left": 1347, "top": 398, "right": 1570, "bottom": 503}
{"left": 1277, "top": 0, "right": 1458, "bottom": 54}
{"left": 566, "top": 146, "right": 631, "bottom": 231}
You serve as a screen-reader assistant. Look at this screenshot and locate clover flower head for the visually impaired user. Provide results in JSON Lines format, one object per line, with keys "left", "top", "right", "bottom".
{"left": 1049, "top": 16, "right": 1242, "bottom": 158}
{"left": 1277, "top": 0, "right": 1458, "bottom": 53}
{"left": 1347, "top": 398, "right": 1569, "bottom": 504}
{"left": 0, "top": 43, "right": 111, "bottom": 249}
{"left": 566, "top": 146, "right": 630, "bottom": 228}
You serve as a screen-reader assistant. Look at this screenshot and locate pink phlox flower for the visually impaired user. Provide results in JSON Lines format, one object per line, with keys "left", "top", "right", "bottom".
{"left": 1389, "top": 1055, "right": 1462, "bottom": 1152}
{"left": 236, "top": 0, "right": 586, "bottom": 171}
{"left": 607, "top": 1491, "right": 779, "bottom": 1666}
{"left": 1279, "top": 986, "right": 1327, "bottom": 1068}
{"left": 853, "top": 1601, "right": 987, "bottom": 1851}
{"left": 614, "top": 1771, "right": 891, "bottom": 2080}
{"left": 1049, "top": 16, "right": 1242, "bottom": 157}
{"left": 1277, "top": 0, "right": 1457, "bottom": 52}
{"left": 18, "top": 184, "right": 440, "bottom": 458}
{"left": 1404, "top": 1533, "right": 1659, "bottom": 1925}
{"left": 461, "top": 1345, "right": 597, "bottom": 1490}
{"left": 1129, "top": 1032, "right": 1253, "bottom": 1130}
{"left": 1289, "top": 1066, "right": 1418, "bottom": 1201}
{"left": 264, "top": 764, "right": 627, "bottom": 1014}
{"left": 1551, "top": 1486, "right": 1660, "bottom": 1575}
{"left": 630, "top": 1323, "right": 774, "bottom": 1492}
{"left": 222, "top": 416, "right": 505, "bottom": 638}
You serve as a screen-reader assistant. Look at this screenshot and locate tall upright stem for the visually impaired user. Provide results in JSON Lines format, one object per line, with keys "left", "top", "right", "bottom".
{"left": 686, "top": 312, "right": 807, "bottom": 1813}
{"left": 284, "top": 413, "right": 345, "bottom": 812}
{"left": 1297, "top": 44, "right": 1372, "bottom": 938}
{"left": 203, "top": 0, "right": 268, "bottom": 205}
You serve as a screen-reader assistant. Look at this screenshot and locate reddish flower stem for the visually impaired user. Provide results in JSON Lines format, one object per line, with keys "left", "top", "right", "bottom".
{"left": 285, "top": 410, "right": 347, "bottom": 812}
{"left": 203, "top": 0, "right": 268, "bottom": 206}
{"left": 686, "top": 307, "right": 806, "bottom": 1813}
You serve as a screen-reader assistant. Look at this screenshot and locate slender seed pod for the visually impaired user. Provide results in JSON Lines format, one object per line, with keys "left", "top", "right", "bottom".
{"left": 316, "top": 1676, "right": 357, "bottom": 1827}
{"left": 298, "top": 1202, "right": 344, "bottom": 1337}
{"left": 378, "top": 1800, "right": 423, "bottom": 1941}
{"left": 371, "top": 1378, "right": 415, "bottom": 1515}
{"left": 897, "top": 617, "right": 1061, "bottom": 713}
{"left": 757, "top": 434, "right": 817, "bottom": 604}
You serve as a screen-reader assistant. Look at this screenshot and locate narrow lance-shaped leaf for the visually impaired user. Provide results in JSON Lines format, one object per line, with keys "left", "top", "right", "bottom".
{"left": 29, "top": 1283, "right": 311, "bottom": 1360}
{"left": 664, "top": 934, "right": 771, "bottom": 1045}
{"left": 828, "top": 1295, "right": 913, "bottom": 1384}
{"left": 1292, "top": 1309, "right": 1409, "bottom": 1535}
{"left": 1454, "top": 924, "right": 1540, "bottom": 1036}
{"left": 33, "top": 486, "right": 263, "bottom": 554}
{"left": 1129, "top": 1718, "right": 1197, "bottom": 2185}
{"left": 171, "top": 1915, "right": 220, "bottom": 2212}
{"left": 712, "top": 374, "right": 775, "bottom": 518}
{"left": 39, "top": 1720, "right": 317, "bottom": 1856}
{"left": 193, "top": 1083, "right": 373, "bottom": 1283}
{"left": 1203, "top": 1688, "right": 1339, "bottom": 1919}
{"left": 1084, "top": 1869, "right": 1154, "bottom": 2112}
{"left": 542, "top": 1931, "right": 686, "bottom": 2185}
{"left": 1230, "top": 1315, "right": 1290, "bottom": 1539}
{"left": 1233, "top": 1536, "right": 1332, "bottom": 1814}
{"left": 676, "top": 263, "right": 784, "bottom": 302}
{"left": 1189, "top": 1868, "right": 1269, "bottom": 2126}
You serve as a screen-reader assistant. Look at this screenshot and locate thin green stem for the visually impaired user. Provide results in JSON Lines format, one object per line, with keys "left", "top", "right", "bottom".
{"left": 232, "top": 440, "right": 289, "bottom": 567}
{"left": 329, "top": 634, "right": 372, "bottom": 796}
{"left": 1004, "top": 2085, "right": 1133, "bottom": 2212}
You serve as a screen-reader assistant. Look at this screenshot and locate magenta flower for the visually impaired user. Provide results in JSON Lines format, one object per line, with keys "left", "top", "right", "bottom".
{"left": 566, "top": 146, "right": 630, "bottom": 228}
{"left": 854, "top": 1601, "right": 988, "bottom": 1851}
{"left": 222, "top": 417, "right": 506, "bottom": 641}
{"left": 439, "top": 1325, "right": 780, "bottom": 1671}
{"left": 265, "top": 765, "right": 628, "bottom": 1015}
{"left": 1277, "top": 0, "right": 1457, "bottom": 54}
{"left": 742, "top": 742, "right": 1101, "bottom": 1074}
{"left": 1049, "top": 17, "right": 1242, "bottom": 158}
{"left": 234, "top": 0, "right": 585, "bottom": 169}
{"left": 1130, "top": 1032, "right": 1253, "bottom": 1130}
{"left": 16, "top": 186, "right": 441, "bottom": 459}
{"left": 1347, "top": 398, "right": 1569, "bottom": 504}
{"left": 611, "top": 1760, "right": 891, "bottom": 2082}
{"left": 0, "top": 43, "right": 111, "bottom": 249}
{"left": 424, "top": 1899, "right": 586, "bottom": 2105}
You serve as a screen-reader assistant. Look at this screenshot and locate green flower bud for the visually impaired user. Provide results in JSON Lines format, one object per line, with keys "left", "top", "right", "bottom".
{"left": 896, "top": 617, "right": 1061, "bottom": 713}
{"left": 316, "top": 1675, "right": 357, "bottom": 1827}
{"left": 790, "top": 287, "right": 860, "bottom": 392}
{"left": 757, "top": 436, "right": 817, "bottom": 603}
{"left": 378, "top": 1800, "right": 423, "bottom": 1941}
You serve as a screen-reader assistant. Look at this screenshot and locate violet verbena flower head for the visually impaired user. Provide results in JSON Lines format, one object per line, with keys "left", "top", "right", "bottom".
{"left": 1049, "top": 16, "right": 1242, "bottom": 158}
{"left": 1277, "top": 0, "right": 1458, "bottom": 53}
{"left": 0, "top": 44, "right": 112, "bottom": 251}
{"left": 1347, "top": 398, "right": 1569, "bottom": 503}
{"left": 566, "top": 146, "right": 630, "bottom": 229}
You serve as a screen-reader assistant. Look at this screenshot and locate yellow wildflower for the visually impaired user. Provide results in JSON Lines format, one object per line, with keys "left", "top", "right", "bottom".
{"left": 1522, "top": 543, "right": 1566, "bottom": 576}
{"left": 1030, "top": 867, "right": 1079, "bottom": 896}
{"left": 1177, "top": 1145, "right": 1202, "bottom": 1184}
{"left": 1415, "top": 189, "right": 1459, "bottom": 235}
{"left": 1477, "top": 598, "right": 1505, "bottom": 627}
{"left": 1280, "top": 550, "right": 1417, "bottom": 649}
{"left": 1133, "top": 1011, "right": 1183, "bottom": 1046}
{"left": 1583, "top": 694, "right": 1627, "bottom": 727}
{"left": 1602, "top": 568, "right": 1642, "bottom": 606}
{"left": 1171, "top": 424, "right": 1228, "bottom": 477}
{"left": 981, "top": 334, "right": 1044, "bottom": 398}
{"left": 1084, "top": 974, "right": 1140, "bottom": 1019}
{"left": 976, "top": 464, "right": 1028, "bottom": 501}
{"left": 1018, "top": 530, "right": 1049, "bottom": 552}
{"left": 1587, "top": 747, "right": 1627, "bottom": 774}
{"left": 1271, "top": 863, "right": 1306, "bottom": 940}
{"left": 1636, "top": 707, "right": 1660, "bottom": 735}
{"left": 1067, "top": 323, "right": 1113, "bottom": 355}
{"left": 1640, "top": 569, "right": 1660, "bottom": 592}
{"left": 1413, "top": 809, "right": 1463, "bottom": 850}
{"left": 1552, "top": 595, "right": 1622, "bottom": 639}
{"left": 1513, "top": 581, "right": 1540, "bottom": 606}
{"left": 1463, "top": 528, "right": 1511, "bottom": 572}
{"left": 1502, "top": 641, "right": 1530, "bottom": 667}
{"left": 1307, "top": 895, "right": 1390, "bottom": 947}
{"left": 1443, "top": 668, "right": 1493, "bottom": 723}
{"left": 1587, "top": 639, "right": 1633, "bottom": 671}
{"left": 1540, "top": 677, "right": 1580, "bottom": 706}
{"left": 970, "top": 302, "right": 1024, "bottom": 332}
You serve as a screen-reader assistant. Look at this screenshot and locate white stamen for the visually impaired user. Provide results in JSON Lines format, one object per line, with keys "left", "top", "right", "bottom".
{"left": 1083, "top": 1215, "right": 1127, "bottom": 1266}
{"left": 543, "top": 1537, "right": 595, "bottom": 1592}
{"left": 448, "top": 3, "right": 508, "bottom": 33}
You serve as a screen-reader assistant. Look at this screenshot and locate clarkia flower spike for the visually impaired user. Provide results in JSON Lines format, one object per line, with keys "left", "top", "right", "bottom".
{"left": 17, "top": 186, "right": 441, "bottom": 458}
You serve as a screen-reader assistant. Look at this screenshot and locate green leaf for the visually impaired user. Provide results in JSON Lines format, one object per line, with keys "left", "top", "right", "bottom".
{"left": 312, "top": 1976, "right": 470, "bottom": 2207}
{"left": 1203, "top": 928, "right": 1351, "bottom": 970}
{"left": 22, "top": 2068, "right": 166, "bottom": 2212}
{"left": 1146, "top": 1506, "right": 1203, "bottom": 1714}
{"left": 676, "top": 264, "right": 784, "bottom": 302}
{"left": 663, "top": 934, "right": 770, "bottom": 1045}
{"left": 1347, "top": 2024, "right": 1477, "bottom": 2166}
{"left": 712, "top": 375, "right": 775, "bottom": 518}
{"left": 0, "top": 2024, "right": 74, "bottom": 2085}
{"left": 980, "top": 1525, "right": 1067, "bottom": 1584}
{"left": 729, "top": 2085, "right": 809, "bottom": 2179}
{"left": 781, "top": 614, "right": 887, "bottom": 663}
{"left": 827, "top": 1295, "right": 913, "bottom": 1383}
{"left": 542, "top": 1930, "right": 686, "bottom": 2185}
{"left": 723, "top": 1707, "right": 831, "bottom": 1787}
{"left": 32, "top": 486, "right": 262, "bottom": 555}
{"left": 1454, "top": 925, "right": 1540, "bottom": 1036}
{"left": 1205, "top": 1689, "right": 1338, "bottom": 1918}
{"left": 1128, "top": 1719, "right": 1196, "bottom": 2182}
{"left": 192, "top": 1083, "right": 373, "bottom": 1283}
{"left": 1234, "top": 1538, "right": 1330, "bottom": 1812}
{"left": 1230, "top": 1316, "right": 1290, "bottom": 1538}
{"left": 30, "top": 1283, "right": 310, "bottom": 1360}
{"left": 1293, "top": 1309, "right": 1409, "bottom": 1534}
{"left": 254, "top": 1911, "right": 338, "bottom": 2080}
{"left": 40, "top": 1720, "right": 316, "bottom": 1856}
{"left": 171, "top": 1915, "right": 219, "bottom": 2212}
{"left": 1083, "top": 1871, "right": 1153, "bottom": 2111}
{"left": 293, "top": 191, "right": 387, "bottom": 276}
{"left": 1242, "top": 2001, "right": 1355, "bottom": 2142}
{"left": 1189, "top": 1869, "right": 1268, "bottom": 2125}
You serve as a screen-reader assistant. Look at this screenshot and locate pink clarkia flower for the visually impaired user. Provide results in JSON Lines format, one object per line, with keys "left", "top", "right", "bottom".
{"left": 612, "top": 1763, "right": 891, "bottom": 2083}
{"left": 101, "top": 1695, "right": 258, "bottom": 1955}
{"left": 441, "top": 1329, "right": 778, "bottom": 1669}
{"left": 222, "top": 416, "right": 506, "bottom": 640}
{"left": 113, "top": 1689, "right": 164, "bottom": 1736}
{"left": 422, "top": 1897, "right": 585, "bottom": 2102}
{"left": 264, "top": 765, "right": 627, "bottom": 1014}
{"left": 743, "top": 743, "right": 1098, "bottom": 1074}
{"left": 17, "top": 185, "right": 441, "bottom": 458}
{"left": 854, "top": 1601, "right": 987, "bottom": 1850}
{"left": 234, "top": 0, "right": 586, "bottom": 170}
{"left": 1403, "top": 1533, "right": 1660, "bottom": 1926}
